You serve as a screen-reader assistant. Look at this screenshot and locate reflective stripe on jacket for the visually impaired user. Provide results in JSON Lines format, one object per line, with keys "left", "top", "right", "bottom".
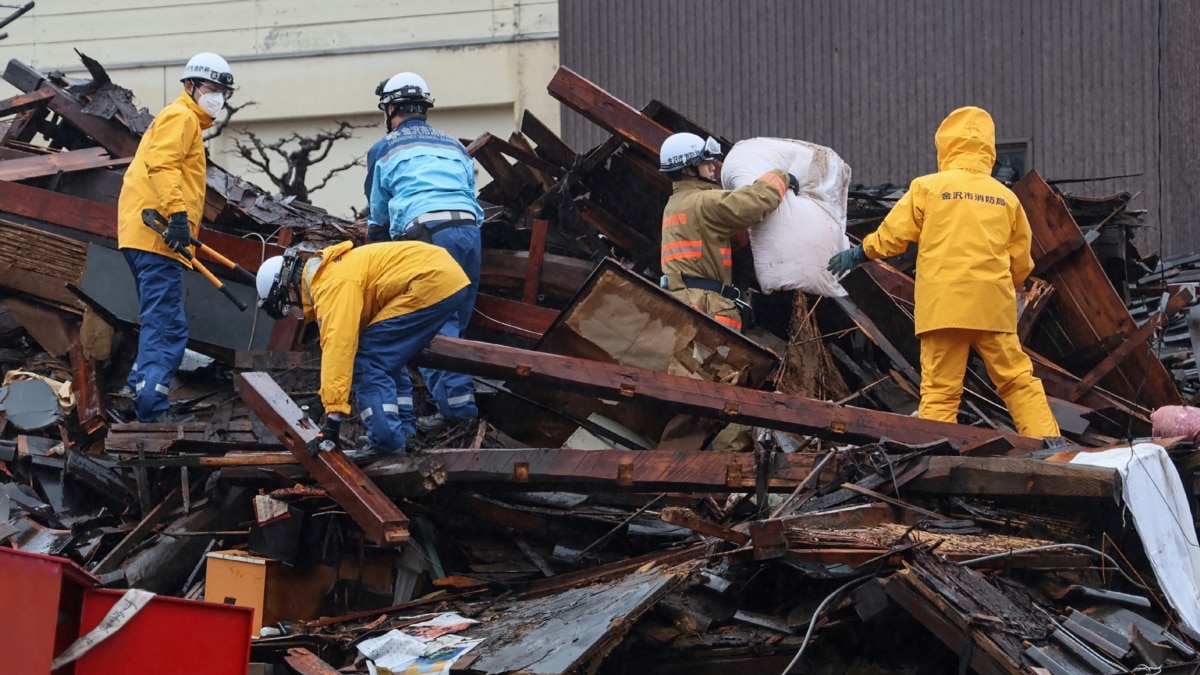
{"left": 862, "top": 106, "right": 1034, "bottom": 336}
{"left": 301, "top": 240, "right": 470, "bottom": 416}
{"left": 660, "top": 170, "right": 788, "bottom": 287}
{"left": 117, "top": 92, "right": 213, "bottom": 266}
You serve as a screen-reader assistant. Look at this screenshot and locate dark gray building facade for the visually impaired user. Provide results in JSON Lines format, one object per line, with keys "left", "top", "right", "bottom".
{"left": 559, "top": 0, "right": 1200, "bottom": 255}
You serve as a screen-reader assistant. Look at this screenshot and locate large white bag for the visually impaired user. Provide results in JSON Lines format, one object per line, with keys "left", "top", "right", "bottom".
{"left": 721, "top": 138, "right": 852, "bottom": 297}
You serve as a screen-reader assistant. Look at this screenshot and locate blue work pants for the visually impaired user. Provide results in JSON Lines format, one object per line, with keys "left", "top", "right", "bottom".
{"left": 393, "top": 224, "right": 481, "bottom": 421}
{"left": 353, "top": 287, "right": 472, "bottom": 453}
{"left": 123, "top": 249, "right": 187, "bottom": 422}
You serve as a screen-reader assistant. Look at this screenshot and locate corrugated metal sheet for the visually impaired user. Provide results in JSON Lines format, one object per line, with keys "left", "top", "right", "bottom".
{"left": 560, "top": 0, "right": 1194, "bottom": 253}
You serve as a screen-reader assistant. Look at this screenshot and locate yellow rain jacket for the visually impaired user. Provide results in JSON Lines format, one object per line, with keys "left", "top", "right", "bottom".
{"left": 301, "top": 241, "right": 470, "bottom": 416}
{"left": 861, "top": 106, "right": 1034, "bottom": 336}
{"left": 661, "top": 171, "right": 789, "bottom": 329}
{"left": 116, "top": 92, "right": 213, "bottom": 266}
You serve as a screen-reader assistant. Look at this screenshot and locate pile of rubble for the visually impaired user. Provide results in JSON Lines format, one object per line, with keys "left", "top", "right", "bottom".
{"left": 2, "top": 56, "right": 1200, "bottom": 675}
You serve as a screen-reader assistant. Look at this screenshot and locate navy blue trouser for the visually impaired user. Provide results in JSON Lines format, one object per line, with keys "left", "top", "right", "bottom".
{"left": 123, "top": 249, "right": 187, "bottom": 422}
{"left": 353, "top": 286, "right": 472, "bottom": 453}
{"left": 393, "top": 224, "right": 481, "bottom": 423}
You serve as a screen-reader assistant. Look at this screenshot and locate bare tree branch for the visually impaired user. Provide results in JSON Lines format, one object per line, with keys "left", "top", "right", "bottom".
{"left": 204, "top": 100, "right": 257, "bottom": 141}
{"left": 229, "top": 120, "right": 373, "bottom": 204}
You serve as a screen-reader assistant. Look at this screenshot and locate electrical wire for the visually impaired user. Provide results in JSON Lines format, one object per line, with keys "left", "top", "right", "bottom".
{"left": 242, "top": 231, "right": 269, "bottom": 350}
{"left": 780, "top": 576, "right": 872, "bottom": 675}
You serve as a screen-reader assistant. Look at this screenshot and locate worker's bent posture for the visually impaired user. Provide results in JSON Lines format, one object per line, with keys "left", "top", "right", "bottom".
{"left": 117, "top": 52, "right": 235, "bottom": 423}
{"left": 827, "top": 106, "right": 1060, "bottom": 441}
{"left": 256, "top": 241, "right": 471, "bottom": 462}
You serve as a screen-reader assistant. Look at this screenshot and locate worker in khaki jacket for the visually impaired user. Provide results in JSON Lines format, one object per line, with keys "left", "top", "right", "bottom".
{"left": 117, "top": 53, "right": 234, "bottom": 423}
{"left": 657, "top": 132, "right": 797, "bottom": 452}
{"left": 658, "top": 132, "right": 797, "bottom": 331}
{"left": 255, "top": 241, "right": 471, "bottom": 463}
{"left": 827, "top": 106, "right": 1062, "bottom": 443}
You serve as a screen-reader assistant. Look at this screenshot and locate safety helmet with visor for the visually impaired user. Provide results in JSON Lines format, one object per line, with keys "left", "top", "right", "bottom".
{"left": 659, "top": 133, "right": 722, "bottom": 173}
{"left": 256, "top": 248, "right": 304, "bottom": 320}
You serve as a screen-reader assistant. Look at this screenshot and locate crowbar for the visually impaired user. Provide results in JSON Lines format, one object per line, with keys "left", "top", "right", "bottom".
{"left": 141, "top": 210, "right": 248, "bottom": 312}
{"left": 142, "top": 209, "right": 257, "bottom": 284}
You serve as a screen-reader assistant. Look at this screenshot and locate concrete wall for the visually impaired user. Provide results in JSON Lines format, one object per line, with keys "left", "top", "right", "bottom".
{"left": 2, "top": 0, "right": 561, "bottom": 218}
{"left": 560, "top": 0, "right": 1195, "bottom": 254}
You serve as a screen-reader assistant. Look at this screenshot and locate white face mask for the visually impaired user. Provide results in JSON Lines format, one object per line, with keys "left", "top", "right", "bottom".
{"left": 197, "top": 91, "right": 225, "bottom": 117}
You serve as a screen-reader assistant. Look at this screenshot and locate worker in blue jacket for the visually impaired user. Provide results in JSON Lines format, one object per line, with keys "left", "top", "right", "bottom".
{"left": 367, "top": 72, "right": 484, "bottom": 436}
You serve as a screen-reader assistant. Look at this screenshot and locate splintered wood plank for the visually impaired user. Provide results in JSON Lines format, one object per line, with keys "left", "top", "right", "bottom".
{"left": 0, "top": 146, "right": 129, "bottom": 181}
{"left": 412, "top": 447, "right": 822, "bottom": 492}
{"left": 520, "top": 109, "right": 576, "bottom": 170}
{"left": 415, "top": 336, "right": 1046, "bottom": 454}
{"left": 0, "top": 88, "right": 53, "bottom": 118}
{"left": 235, "top": 371, "right": 409, "bottom": 546}
{"left": 283, "top": 648, "right": 342, "bottom": 675}
{"left": 70, "top": 342, "right": 107, "bottom": 440}
{"left": 1014, "top": 170, "right": 1181, "bottom": 407}
{"left": 547, "top": 66, "right": 671, "bottom": 158}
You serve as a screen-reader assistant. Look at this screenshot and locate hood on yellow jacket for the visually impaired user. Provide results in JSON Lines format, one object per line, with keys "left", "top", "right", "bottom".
{"left": 935, "top": 106, "right": 996, "bottom": 174}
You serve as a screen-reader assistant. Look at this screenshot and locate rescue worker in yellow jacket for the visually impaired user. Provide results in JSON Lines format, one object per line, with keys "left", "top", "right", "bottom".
{"left": 658, "top": 132, "right": 799, "bottom": 332}
{"left": 255, "top": 241, "right": 471, "bottom": 462}
{"left": 116, "top": 53, "right": 234, "bottom": 423}
{"left": 827, "top": 106, "right": 1060, "bottom": 440}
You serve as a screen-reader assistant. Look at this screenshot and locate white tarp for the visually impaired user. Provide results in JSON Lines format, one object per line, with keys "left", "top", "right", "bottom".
{"left": 721, "top": 137, "right": 852, "bottom": 297}
{"left": 1070, "top": 443, "right": 1200, "bottom": 636}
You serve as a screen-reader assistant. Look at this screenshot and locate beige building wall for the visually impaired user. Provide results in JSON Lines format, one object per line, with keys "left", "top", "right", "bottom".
{"left": 2, "top": 0, "right": 560, "bottom": 219}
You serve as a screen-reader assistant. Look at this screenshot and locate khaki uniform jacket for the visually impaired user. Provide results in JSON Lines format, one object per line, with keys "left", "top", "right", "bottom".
{"left": 117, "top": 92, "right": 214, "bottom": 267}
{"left": 862, "top": 106, "right": 1034, "bottom": 336}
{"left": 300, "top": 241, "right": 470, "bottom": 416}
{"left": 660, "top": 171, "right": 788, "bottom": 328}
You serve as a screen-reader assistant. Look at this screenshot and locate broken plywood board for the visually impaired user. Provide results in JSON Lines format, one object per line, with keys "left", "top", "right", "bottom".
{"left": 466, "top": 566, "right": 681, "bottom": 674}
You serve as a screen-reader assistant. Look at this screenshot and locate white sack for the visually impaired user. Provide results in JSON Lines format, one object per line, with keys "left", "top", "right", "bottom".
{"left": 721, "top": 137, "right": 852, "bottom": 297}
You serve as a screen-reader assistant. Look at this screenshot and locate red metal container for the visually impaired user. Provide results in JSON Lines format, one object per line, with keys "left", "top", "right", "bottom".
{"left": 73, "top": 588, "right": 253, "bottom": 675}
{"left": 0, "top": 546, "right": 100, "bottom": 675}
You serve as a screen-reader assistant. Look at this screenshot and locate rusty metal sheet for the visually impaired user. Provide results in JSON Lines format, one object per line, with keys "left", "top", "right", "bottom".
{"left": 234, "top": 371, "right": 408, "bottom": 546}
{"left": 468, "top": 566, "right": 681, "bottom": 674}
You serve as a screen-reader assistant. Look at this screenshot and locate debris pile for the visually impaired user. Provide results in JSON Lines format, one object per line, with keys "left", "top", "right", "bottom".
{"left": 1, "top": 57, "right": 1199, "bottom": 674}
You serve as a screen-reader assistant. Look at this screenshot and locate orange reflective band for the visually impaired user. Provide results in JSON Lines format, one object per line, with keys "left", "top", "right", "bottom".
{"left": 720, "top": 247, "right": 732, "bottom": 266}
{"left": 662, "top": 239, "right": 703, "bottom": 252}
{"left": 662, "top": 213, "right": 688, "bottom": 229}
{"left": 713, "top": 314, "right": 743, "bottom": 330}
{"left": 662, "top": 250, "right": 704, "bottom": 263}
{"left": 758, "top": 172, "right": 787, "bottom": 198}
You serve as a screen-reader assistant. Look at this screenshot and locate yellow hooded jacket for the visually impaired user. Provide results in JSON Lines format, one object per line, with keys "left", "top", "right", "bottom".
{"left": 861, "top": 106, "right": 1034, "bottom": 335}
{"left": 301, "top": 241, "right": 470, "bottom": 416}
{"left": 116, "top": 91, "right": 214, "bottom": 266}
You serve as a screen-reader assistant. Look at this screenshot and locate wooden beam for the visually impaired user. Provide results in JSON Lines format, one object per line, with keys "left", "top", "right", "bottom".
{"left": 0, "top": 147, "right": 129, "bottom": 181}
{"left": 1068, "top": 313, "right": 1163, "bottom": 402}
{"left": 520, "top": 109, "right": 577, "bottom": 170}
{"left": 33, "top": 80, "right": 141, "bottom": 156}
{"left": 905, "top": 455, "right": 1117, "bottom": 499}
{"left": 1014, "top": 170, "right": 1181, "bottom": 407}
{"left": 522, "top": 218, "right": 549, "bottom": 304}
{"left": 415, "top": 336, "right": 1046, "bottom": 453}
{"left": 481, "top": 249, "right": 593, "bottom": 300}
{"left": 234, "top": 371, "right": 409, "bottom": 546}
{"left": 546, "top": 66, "right": 671, "bottom": 158}
{"left": 471, "top": 293, "right": 558, "bottom": 338}
{"left": 0, "top": 180, "right": 281, "bottom": 274}
{"left": 0, "top": 88, "right": 53, "bottom": 117}
{"left": 69, "top": 342, "right": 107, "bottom": 441}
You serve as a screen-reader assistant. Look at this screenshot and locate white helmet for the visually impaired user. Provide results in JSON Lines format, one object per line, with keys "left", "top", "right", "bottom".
{"left": 180, "top": 52, "right": 235, "bottom": 90}
{"left": 375, "top": 72, "right": 434, "bottom": 111}
{"left": 255, "top": 249, "right": 303, "bottom": 319}
{"left": 659, "top": 133, "right": 722, "bottom": 173}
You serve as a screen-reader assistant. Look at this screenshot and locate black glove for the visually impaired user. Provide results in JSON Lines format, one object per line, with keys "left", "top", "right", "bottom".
{"left": 165, "top": 212, "right": 191, "bottom": 253}
{"left": 826, "top": 245, "right": 868, "bottom": 275}
{"left": 786, "top": 172, "right": 801, "bottom": 196}
{"left": 306, "top": 416, "right": 342, "bottom": 456}
{"left": 366, "top": 225, "right": 391, "bottom": 243}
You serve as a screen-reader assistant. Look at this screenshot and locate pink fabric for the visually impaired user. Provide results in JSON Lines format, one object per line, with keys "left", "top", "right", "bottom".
{"left": 1151, "top": 406, "right": 1200, "bottom": 443}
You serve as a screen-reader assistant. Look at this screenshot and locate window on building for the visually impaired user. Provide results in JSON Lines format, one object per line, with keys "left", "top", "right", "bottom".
{"left": 993, "top": 139, "right": 1032, "bottom": 185}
